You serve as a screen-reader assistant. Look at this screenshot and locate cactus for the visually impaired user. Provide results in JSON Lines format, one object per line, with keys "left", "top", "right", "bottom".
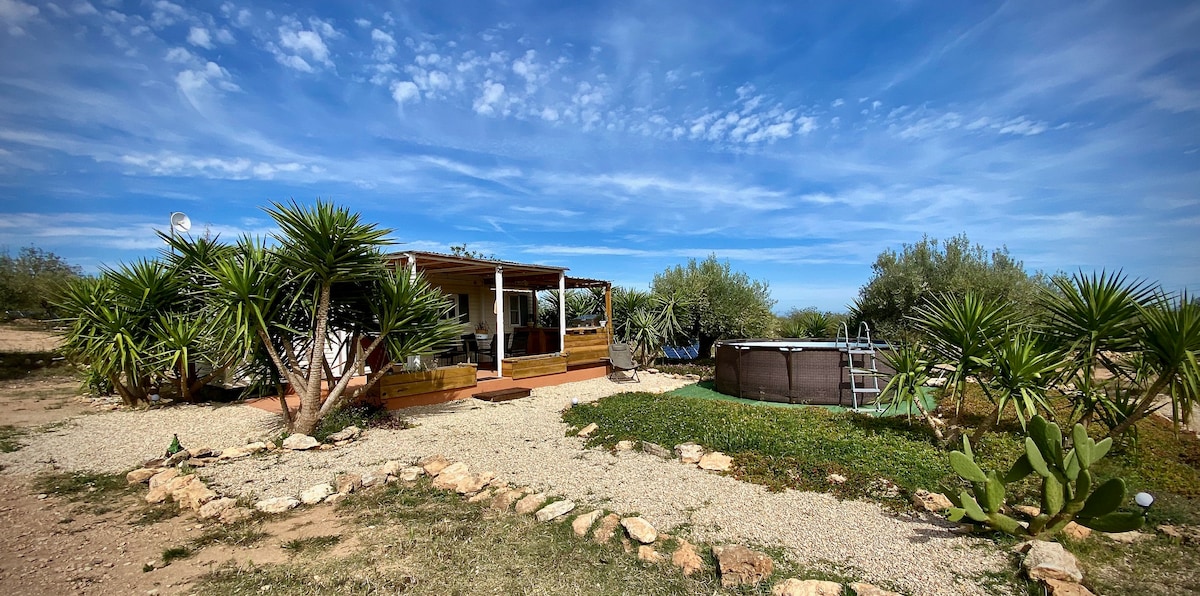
{"left": 946, "top": 415, "right": 1144, "bottom": 539}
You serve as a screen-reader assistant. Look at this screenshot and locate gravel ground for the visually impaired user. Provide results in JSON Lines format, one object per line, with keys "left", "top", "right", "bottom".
{"left": 2, "top": 374, "right": 1007, "bottom": 595}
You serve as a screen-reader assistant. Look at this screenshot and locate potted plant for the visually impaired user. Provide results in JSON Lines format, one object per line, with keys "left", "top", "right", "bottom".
{"left": 474, "top": 321, "right": 490, "bottom": 340}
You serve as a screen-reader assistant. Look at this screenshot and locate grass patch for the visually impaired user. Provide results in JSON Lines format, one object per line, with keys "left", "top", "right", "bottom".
{"left": 1067, "top": 535, "right": 1200, "bottom": 595}
{"left": 281, "top": 535, "right": 341, "bottom": 554}
{"left": 196, "top": 477, "right": 904, "bottom": 595}
{"left": 190, "top": 519, "right": 270, "bottom": 550}
{"left": 33, "top": 470, "right": 193, "bottom": 523}
{"left": 161, "top": 545, "right": 193, "bottom": 565}
{"left": 34, "top": 471, "right": 136, "bottom": 504}
{"left": 0, "top": 424, "right": 26, "bottom": 452}
{"left": 563, "top": 392, "right": 954, "bottom": 500}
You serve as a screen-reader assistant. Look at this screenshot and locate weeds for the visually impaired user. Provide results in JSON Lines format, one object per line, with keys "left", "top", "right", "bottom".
{"left": 312, "top": 403, "right": 413, "bottom": 443}
{"left": 197, "top": 477, "right": 893, "bottom": 595}
{"left": 161, "top": 545, "right": 193, "bottom": 565}
{"left": 0, "top": 425, "right": 25, "bottom": 452}
{"left": 281, "top": 535, "right": 341, "bottom": 553}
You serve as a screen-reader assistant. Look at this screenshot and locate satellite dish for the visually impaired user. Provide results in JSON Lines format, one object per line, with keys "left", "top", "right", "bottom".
{"left": 170, "top": 212, "right": 191, "bottom": 234}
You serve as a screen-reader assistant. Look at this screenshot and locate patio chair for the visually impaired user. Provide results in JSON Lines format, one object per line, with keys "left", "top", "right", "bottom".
{"left": 509, "top": 329, "right": 530, "bottom": 357}
{"left": 606, "top": 342, "right": 640, "bottom": 383}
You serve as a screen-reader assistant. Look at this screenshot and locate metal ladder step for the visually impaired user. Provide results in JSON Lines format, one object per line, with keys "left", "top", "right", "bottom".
{"left": 851, "top": 387, "right": 881, "bottom": 394}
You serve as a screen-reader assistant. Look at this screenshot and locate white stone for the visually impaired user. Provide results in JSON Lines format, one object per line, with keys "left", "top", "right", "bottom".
{"left": 282, "top": 434, "right": 319, "bottom": 450}
{"left": 534, "top": 500, "right": 576, "bottom": 522}
{"left": 572, "top": 509, "right": 603, "bottom": 537}
{"left": 198, "top": 497, "right": 237, "bottom": 519}
{"left": 675, "top": 442, "right": 704, "bottom": 464}
{"left": 300, "top": 483, "right": 335, "bottom": 505}
{"left": 698, "top": 451, "right": 733, "bottom": 471}
{"left": 1022, "top": 540, "right": 1083, "bottom": 583}
{"left": 255, "top": 496, "right": 300, "bottom": 514}
{"left": 621, "top": 516, "right": 657, "bottom": 544}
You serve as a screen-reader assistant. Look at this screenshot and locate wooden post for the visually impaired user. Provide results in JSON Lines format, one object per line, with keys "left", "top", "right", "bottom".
{"left": 605, "top": 282, "right": 613, "bottom": 343}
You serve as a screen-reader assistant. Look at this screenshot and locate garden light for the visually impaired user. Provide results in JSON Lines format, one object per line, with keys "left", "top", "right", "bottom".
{"left": 1135, "top": 492, "right": 1154, "bottom": 512}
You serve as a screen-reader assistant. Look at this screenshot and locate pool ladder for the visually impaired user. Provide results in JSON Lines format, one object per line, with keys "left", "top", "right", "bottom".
{"left": 837, "top": 322, "right": 884, "bottom": 410}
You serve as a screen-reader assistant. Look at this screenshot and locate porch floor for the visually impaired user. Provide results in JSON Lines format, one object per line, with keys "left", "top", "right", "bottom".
{"left": 245, "top": 362, "right": 609, "bottom": 415}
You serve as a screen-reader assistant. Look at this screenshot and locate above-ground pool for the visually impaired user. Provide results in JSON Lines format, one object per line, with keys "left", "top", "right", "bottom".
{"left": 714, "top": 339, "right": 895, "bottom": 407}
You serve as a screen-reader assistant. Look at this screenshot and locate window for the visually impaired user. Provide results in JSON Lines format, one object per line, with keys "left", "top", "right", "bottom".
{"left": 444, "top": 293, "right": 469, "bottom": 324}
{"left": 508, "top": 294, "right": 531, "bottom": 326}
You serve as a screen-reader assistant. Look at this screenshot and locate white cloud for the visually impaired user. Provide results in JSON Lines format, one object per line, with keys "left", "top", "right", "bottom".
{"left": 831, "top": 98, "right": 844, "bottom": 107}
{"left": 214, "top": 28, "right": 234, "bottom": 44}
{"left": 540, "top": 107, "right": 558, "bottom": 121}
{"left": 118, "top": 151, "right": 309, "bottom": 180}
{"left": 0, "top": 0, "right": 40, "bottom": 35}
{"left": 511, "top": 49, "right": 543, "bottom": 91}
{"left": 996, "top": 116, "right": 1049, "bottom": 136}
{"left": 390, "top": 80, "right": 420, "bottom": 105}
{"left": 71, "top": 2, "right": 97, "bottom": 16}
{"left": 371, "top": 28, "right": 395, "bottom": 60}
{"left": 164, "top": 47, "right": 194, "bottom": 63}
{"left": 175, "top": 61, "right": 240, "bottom": 108}
{"left": 275, "top": 21, "right": 333, "bottom": 71}
{"left": 473, "top": 80, "right": 505, "bottom": 115}
{"left": 187, "top": 26, "right": 213, "bottom": 49}
{"left": 149, "top": 0, "right": 185, "bottom": 28}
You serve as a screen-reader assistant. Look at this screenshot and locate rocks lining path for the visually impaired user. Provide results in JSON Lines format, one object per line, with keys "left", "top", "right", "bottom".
{"left": 2, "top": 374, "right": 1007, "bottom": 595}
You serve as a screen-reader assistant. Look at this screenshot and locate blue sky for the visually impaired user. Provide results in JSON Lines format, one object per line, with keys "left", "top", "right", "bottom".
{"left": 1, "top": 0, "right": 1197, "bottom": 312}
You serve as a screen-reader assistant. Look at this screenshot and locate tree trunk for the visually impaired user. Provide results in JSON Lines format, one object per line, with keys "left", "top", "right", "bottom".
{"left": 1107, "top": 375, "right": 1173, "bottom": 439}
{"left": 291, "top": 283, "right": 334, "bottom": 436}
{"left": 698, "top": 335, "right": 717, "bottom": 359}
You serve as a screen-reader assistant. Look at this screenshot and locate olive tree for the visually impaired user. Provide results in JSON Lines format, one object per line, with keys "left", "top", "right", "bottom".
{"left": 855, "top": 234, "right": 1049, "bottom": 338}
{"left": 651, "top": 255, "right": 775, "bottom": 357}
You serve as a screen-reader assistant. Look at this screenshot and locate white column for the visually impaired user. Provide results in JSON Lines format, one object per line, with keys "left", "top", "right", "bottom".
{"left": 494, "top": 266, "right": 504, "bottom": 367}
{"left": 558, "top": 273, "right": 566, "bottom": 354}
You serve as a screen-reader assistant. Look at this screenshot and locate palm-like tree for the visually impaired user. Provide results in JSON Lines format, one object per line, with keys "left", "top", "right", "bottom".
{"left": 879, "top": 342, "right": 943, "bottom": 439}
{"left": 910, "top": 291, "right": 1015, "bottom": 420}
{"left": 973, "top": 331, "right": 1063, "bottom": 441}
{"left": 1039, "top": 270, "right": 1155, "bottom": 425}
{"left": 200, "top": 201, "right": 461, "bottom": 435}
{"left": 1106, "top": 292, "right": 1200, "bottom": 438}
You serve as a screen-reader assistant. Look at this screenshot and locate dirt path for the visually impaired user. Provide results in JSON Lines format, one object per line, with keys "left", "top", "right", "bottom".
{"left": 0, "top": 323, "right": 352, "bottom": 595}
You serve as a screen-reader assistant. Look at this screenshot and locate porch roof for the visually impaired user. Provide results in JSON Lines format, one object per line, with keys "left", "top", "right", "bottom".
{"left": 384, "top": 251, "right": 609, "bottom": 291}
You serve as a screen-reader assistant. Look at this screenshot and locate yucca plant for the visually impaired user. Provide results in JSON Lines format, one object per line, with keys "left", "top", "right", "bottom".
{"left": 972, "top": 331, "right": 1064, "bottom": 442}
{"left": 879, "top": 342, "right": 943, "bottom": 440}
{"left": 199, "top": 201, "right": 461, "bottom": 435}
{"left": 910, "top": 291, "right": 1015, "bottom": 420}
{"left": 1039, "top": 270, "right": 1155, "bottom": 426}
{"left": 1106, "top": 291, "right": 1200, "bottom": 438}
{"left": 57, "top": 260, "right": 186, "bottom": 405}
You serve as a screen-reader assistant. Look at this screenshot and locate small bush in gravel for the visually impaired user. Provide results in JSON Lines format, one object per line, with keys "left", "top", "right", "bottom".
{"left": 312, "top": 404, "right": 413, "bottom": 443}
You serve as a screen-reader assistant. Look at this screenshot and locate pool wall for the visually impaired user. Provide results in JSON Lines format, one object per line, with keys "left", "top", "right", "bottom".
{"left": 713, "top": 339, "right": 895, "bottom": 406}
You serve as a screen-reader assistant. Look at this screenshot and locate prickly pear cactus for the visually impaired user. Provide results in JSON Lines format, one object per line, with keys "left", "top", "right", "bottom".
{"left": 946, "top": 415, "right": 1144, "bottom": 539}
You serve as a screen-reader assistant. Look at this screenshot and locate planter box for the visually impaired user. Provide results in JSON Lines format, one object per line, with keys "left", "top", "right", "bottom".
{"left": 378, "top": 363, "right": 477, "bottom": 400}
{"left": 564, "top": 328, "right": 611, "bottom": 366}
{"left": 501, "top": 353, "right": 568, "bottom": 380}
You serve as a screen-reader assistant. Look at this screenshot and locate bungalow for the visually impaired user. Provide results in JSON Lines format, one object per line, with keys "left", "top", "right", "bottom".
{"left": 367, "top": 251, "right": 614, "bottom": 409}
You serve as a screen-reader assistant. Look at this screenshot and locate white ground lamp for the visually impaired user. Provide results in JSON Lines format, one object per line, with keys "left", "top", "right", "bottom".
{"left": 1135, "top": 491, "right": 1154, "bottom": 516}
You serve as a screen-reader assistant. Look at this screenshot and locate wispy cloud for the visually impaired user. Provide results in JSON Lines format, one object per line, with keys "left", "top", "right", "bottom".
{"left": 0, "top": 1, "right": 1196, "bottom": 310}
